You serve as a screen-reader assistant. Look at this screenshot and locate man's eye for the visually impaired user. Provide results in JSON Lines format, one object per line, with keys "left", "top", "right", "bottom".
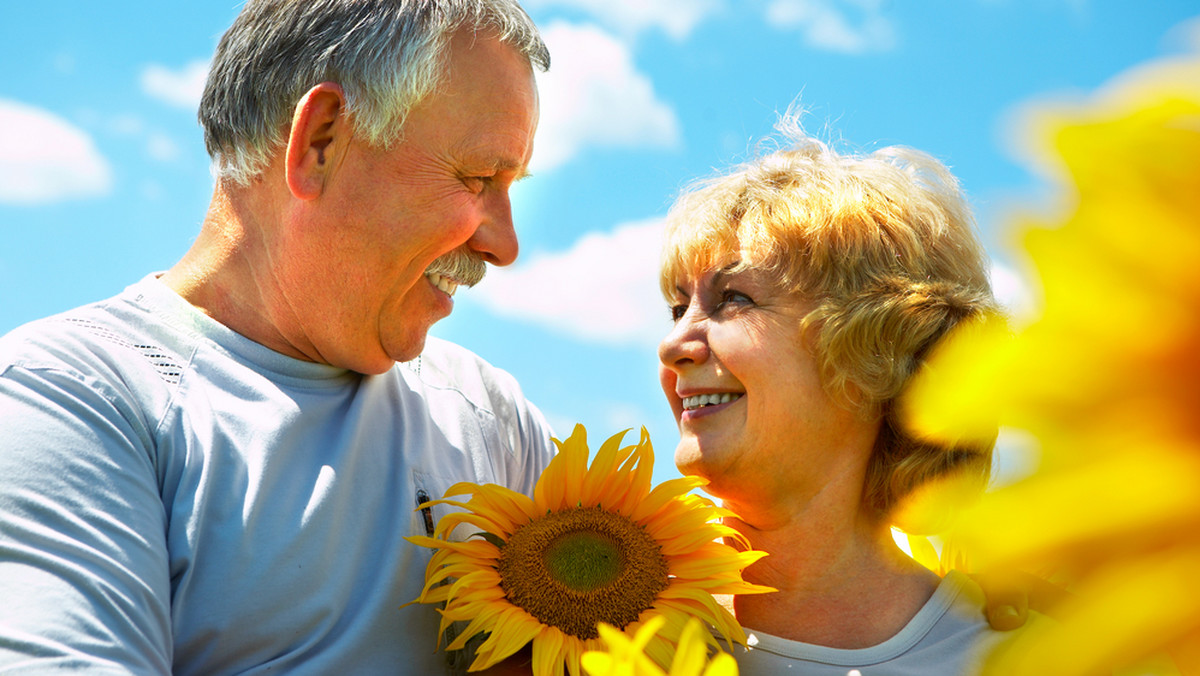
{"left": 669, "top": 304, "right": 687, "bottom": 322}
{"left": 462, "top": 176, "right": 488, "bottom": 193}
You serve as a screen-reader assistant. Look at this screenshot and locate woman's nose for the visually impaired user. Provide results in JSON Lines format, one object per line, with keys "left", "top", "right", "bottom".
{"left": 658, "top": 308, "right": 709, "bottom": 370}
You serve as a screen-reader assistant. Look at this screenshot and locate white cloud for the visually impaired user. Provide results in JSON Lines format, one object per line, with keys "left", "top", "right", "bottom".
{"left": 141, "top": 60, "right": 209, "bottom": 110}
{"left": 990, "top": 259, "right": 1040, "bottom": 324}
{"left": 146, "top": 131, "right": 181, "bottom": 162}
{"left": 765, "top": 0, "right": 896, "bottom": 54}
{"left": 99, "top": 114, "right": 180, "bottom": 164}
{"left": 532, "top": 22, "right": 681, "bottom": 172}
{"left": 471, "top": 218, "right": 669, "bottom": 346}
{"left": 0, "top": 99, "right": 113, "bottom": 206}
{"left": 1165, "top": 15, "right": 1200, "bottom": 52}
{"left": 472, "top": 219, "right": 1033, "bottom": 348}
{"left": 524, "top": 0, "right": 723, "bottom": 40}
{"left": 53, "top": 53, "right": 76, "bottom": 75}
{"left": 109, "top": 114, "right": 145, "bottom": 136}
{"left": 992, "top": 427, "right": 1041, "bottom": 488}
{"left": 140, "top": 179, "right": 165, "bottom": 202}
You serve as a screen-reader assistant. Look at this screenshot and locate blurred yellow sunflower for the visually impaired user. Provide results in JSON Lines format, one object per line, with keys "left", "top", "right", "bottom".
{"left": 408, "top": 424, "right": 772, "bottom": 675}
{"left": 581, "top": 616, "right": 739, "bottom": 676}
{"left": 898, "top": 46, "right": 1200, "bottom": 676}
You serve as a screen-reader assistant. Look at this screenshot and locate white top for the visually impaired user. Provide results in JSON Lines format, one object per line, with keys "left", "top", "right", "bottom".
{"left": 0, "top": 275, "right": 556, "bottom": 675}
{"left": 731, "top": 571, "right": 1004, "bottom": 675}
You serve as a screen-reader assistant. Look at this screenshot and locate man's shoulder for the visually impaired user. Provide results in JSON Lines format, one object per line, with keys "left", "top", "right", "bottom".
{"left": 402, "top": 336, "right": 552, "bottom": 451}
{"left": 0, "top": 279, "right": 189, "bottom": 388}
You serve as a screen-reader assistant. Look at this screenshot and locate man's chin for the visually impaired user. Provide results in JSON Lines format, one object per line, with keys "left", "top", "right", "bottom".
{"left": 375, "top": 307, "right": 447, "bottom": 370}
{"left": 334, "top": 340, "right": 418, "bottom": 376}
{"left": 382, "top": 327, "right": 434, "bottom": 368}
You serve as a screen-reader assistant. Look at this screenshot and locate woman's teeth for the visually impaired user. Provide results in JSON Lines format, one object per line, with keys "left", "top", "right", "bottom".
{"left": 427, "top": 272, "right": 460, "bottom": 297}
{"left": 682, "top": 393, "right": 743, "bottom": 411}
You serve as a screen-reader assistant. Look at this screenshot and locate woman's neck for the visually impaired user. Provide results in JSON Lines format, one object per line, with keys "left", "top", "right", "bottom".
{"left": 719, "top": 492, "right": 940, "bottom": 649}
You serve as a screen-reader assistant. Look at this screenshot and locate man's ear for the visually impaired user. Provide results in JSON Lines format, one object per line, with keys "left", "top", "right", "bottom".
{"left": 285, "top": 82, "right": 348, "bottom": 200}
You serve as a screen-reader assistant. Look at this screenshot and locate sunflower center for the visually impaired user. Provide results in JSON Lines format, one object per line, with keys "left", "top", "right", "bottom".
{"left": 544, "top": 531, "right": 622, "bottom": 592}
{"left": 498, "top": 506, "right": 669, "bottom": 640}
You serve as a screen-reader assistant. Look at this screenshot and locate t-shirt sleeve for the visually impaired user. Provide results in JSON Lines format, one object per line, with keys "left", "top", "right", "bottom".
{"left": 0, "top": 362, "right": 172, "bottom": 674}
{"left": 509, "top": 391, "right": 556, "bottom": 496}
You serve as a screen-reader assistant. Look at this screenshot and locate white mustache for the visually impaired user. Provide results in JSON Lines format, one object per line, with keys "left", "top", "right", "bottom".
{"left": 425, "top": 250, "right": 486, "bottom": 287}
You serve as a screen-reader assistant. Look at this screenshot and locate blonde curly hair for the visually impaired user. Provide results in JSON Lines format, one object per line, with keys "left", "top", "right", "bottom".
{"left": 660, "top": 124, "right": 1001, "bottom": 517}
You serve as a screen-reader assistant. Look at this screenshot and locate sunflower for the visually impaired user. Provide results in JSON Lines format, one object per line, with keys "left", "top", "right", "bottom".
{"left": 581, "top": 616, "right": 739, "bottom": 676}
{"left": 408, "top": 424, "right": 773, "bottom": 676}
{"left": 897, "top": 45, "right": 1200, "bottom": 676}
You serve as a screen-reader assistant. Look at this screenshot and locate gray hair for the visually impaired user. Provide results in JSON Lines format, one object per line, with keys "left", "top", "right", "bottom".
{"left": 199, "top": 0, "right": 550, "bottom": 185}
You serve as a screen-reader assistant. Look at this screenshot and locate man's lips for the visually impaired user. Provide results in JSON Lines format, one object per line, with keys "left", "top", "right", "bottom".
{"left": 426, "top": 272, "right": 460, "bottom": 297}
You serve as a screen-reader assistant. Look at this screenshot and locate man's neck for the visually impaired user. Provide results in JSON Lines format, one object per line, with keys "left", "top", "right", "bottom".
{"left": 160, "top": 182, "right": 310, "bottom": 363}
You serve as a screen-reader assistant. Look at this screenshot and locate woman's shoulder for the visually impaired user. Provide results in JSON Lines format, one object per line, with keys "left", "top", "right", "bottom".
{"left": 730, "top": 571, "right": 1006, "bottom": 674}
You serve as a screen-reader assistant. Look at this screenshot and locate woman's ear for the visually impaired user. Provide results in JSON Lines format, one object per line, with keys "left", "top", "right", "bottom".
{"left": 285, "top": 82, "right": 348, "bottom": 200}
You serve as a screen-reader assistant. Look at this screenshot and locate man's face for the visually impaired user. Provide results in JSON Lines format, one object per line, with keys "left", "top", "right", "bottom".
{"left": 283, "top": 30, "right": 539, "bottom": 373}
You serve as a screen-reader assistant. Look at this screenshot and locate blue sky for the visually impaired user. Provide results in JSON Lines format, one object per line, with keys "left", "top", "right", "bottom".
{"left": 3, "top": 1, "right": 1198, "bottom": 484}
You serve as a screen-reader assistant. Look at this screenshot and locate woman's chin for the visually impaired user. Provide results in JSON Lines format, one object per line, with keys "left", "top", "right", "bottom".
{"left": 673, "top": 441, "right": 727, "bottom": 488}
{"left": 674, "top": 445, "right": 705, "bottom": 478}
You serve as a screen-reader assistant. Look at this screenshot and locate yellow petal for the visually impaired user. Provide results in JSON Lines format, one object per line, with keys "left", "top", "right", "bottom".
{"left": 445, "top": 602, "right": 505, "bottom": 651}
{"left": 630, "top": 475, "right": 709, "bottom": 524}
{"left": 905, "top": 533, "right": 942, "bottom": 573}
{"left": 433, "top": 510, "right": 509, "bottom": 539}
{"left": 532, "top": 625, "right": 568, "bottom": 676}
{"left": 668, "top": 620, "right": 711, "bottom": 676}
{"left": 983, "top": 545, "right": 1200, "bottom": 676}
{"left": 580, "top": 428, "right": 632, "bottom": 506}
{"left": 405, "top": 535, "right": 498, "bottom": 559}
{"left": 701, "top": 652, "right": 738, "bottom": 676}
{"left": 654, "top": 593, "right": 745, "bottom": 647}
{"left": 461, "top": 483, "right": 540, "bottom": 526}
{"left": 580, "top": 652, "right": 617, "bottom": 676}
{"left": 471, "top": 606, "right": 544, "bottom": 671}
{"left": 951, "top": 449, "right": 1200, "bottom": 569}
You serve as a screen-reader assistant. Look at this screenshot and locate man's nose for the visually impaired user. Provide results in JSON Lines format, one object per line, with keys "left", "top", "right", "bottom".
{"left": 466, "top": 190, "right": 518, "bottom": 267}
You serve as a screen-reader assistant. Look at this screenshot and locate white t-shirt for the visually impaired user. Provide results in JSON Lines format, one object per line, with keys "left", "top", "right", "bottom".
{"left": 731, "top": 571, "right": 1005, "bottom": 675}
{"left": 0, "top": 275, "right": 556, "bottom": 675}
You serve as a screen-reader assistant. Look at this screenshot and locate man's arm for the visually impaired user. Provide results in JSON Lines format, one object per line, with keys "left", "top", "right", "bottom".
{"left": 0, "top": 363, "right": 172, "bottom": 674}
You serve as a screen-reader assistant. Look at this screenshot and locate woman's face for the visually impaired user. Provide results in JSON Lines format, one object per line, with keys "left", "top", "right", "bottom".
{"left": 658, "top": 264, "right": 879, "bottom": 504}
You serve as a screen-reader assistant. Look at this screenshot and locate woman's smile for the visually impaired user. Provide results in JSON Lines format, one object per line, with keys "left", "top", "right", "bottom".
{"left": 679, "top": 391, "right": 745, "bottom": 421}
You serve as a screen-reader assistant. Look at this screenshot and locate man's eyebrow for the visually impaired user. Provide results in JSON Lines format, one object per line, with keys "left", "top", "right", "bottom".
{"left": 485, "top": 158, "right": 533, "bottom": 182}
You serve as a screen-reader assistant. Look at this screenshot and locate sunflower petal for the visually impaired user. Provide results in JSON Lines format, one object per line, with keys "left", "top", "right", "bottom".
{"left": 670, "top": 543, "right": 767, "bottom": 579}
{"left": 669, "top": 620, "right": 710, "bottom": 676}
{"left": 630, "top": 475, "right": 709, "bottom": 524}
{"left": 406, "top": 535, "right": 498, "bottom": 559}
{"left": 532, "top": 625, "right": 568, "bottom": 676}
{"left": 702, "top": 652, "right": 739, "bottom": 676}
{"left": 580, "top": 428, "right": 631, "bottom": 507}
{"left": 445, "top": 602, "right": 506, "bottom": 651}
{"left": 432, "top": 510, "right": 509, "bottom": 539}
{"left": 472, "top": 606, "right": 544, "bottom": 671}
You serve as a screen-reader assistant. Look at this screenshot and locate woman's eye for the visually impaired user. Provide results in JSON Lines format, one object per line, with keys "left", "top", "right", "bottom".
{"left": 669, "top": 304, "right": 687, "bottom": 322}
{"left": 719, "top": 289, "right": 754, "bottom": 308}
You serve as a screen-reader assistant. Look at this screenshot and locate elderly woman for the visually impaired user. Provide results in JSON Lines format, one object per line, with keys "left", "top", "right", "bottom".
{"left": 657, "top": 125, "right": 1004, "bottom": 672}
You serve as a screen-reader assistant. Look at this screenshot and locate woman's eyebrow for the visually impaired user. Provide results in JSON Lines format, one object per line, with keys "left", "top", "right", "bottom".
{"left": 711, "top": 261, "right": 743, "bottom": 286}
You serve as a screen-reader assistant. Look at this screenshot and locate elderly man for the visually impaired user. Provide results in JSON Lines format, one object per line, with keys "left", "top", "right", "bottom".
{"left": 0, "top": 1, "right": 553, "bottom": 674}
